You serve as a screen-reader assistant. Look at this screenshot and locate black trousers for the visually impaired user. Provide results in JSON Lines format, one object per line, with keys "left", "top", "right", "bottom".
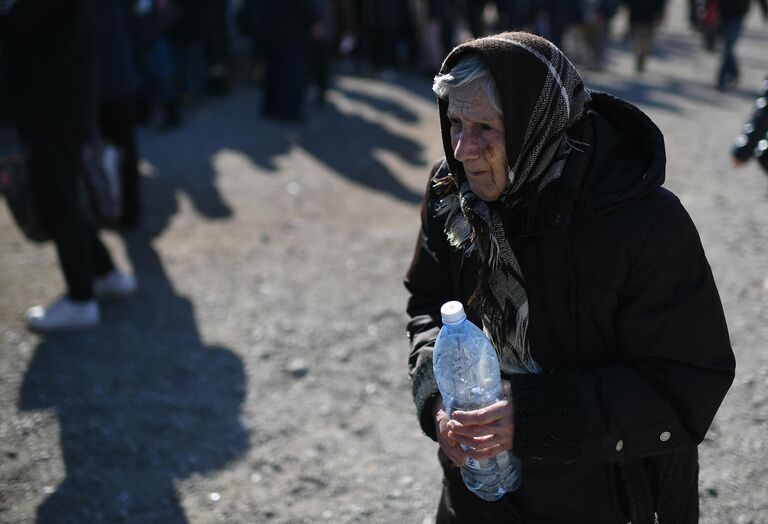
{"left": 23, "top": 128, "right": 114, "bottom": 300}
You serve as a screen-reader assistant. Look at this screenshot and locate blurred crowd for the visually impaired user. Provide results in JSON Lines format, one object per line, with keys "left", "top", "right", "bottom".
{"left": 3, "top": 0, "right": 767, "bottom": 127}
{"left": 0, "top": 0, "right": 767, "bottom": 333}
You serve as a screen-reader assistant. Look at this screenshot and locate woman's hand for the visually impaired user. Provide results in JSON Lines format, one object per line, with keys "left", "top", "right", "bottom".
{"left": 434, "top": 395, "right": 466, "bottom": 467}
{"left": 434, "top": 380, "right": 515, "bottom": 465}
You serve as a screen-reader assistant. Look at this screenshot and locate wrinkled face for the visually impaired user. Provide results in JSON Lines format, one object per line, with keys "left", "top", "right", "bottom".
{"left": 447, "top": 80, "right": 508, "bottom": 201}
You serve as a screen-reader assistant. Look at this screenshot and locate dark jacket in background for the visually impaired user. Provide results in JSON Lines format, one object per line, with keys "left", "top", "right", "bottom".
{"left": 244, "top": 0, "right": 317, "bottom": 47}
{"left": 406, "top": 88, "right": 734, "bottom": 522}
{"left": 0, "top": 0, "right": 97, "bottom": 132}
{"left": 97, "top": 0, "right": 140, "bottom": 101}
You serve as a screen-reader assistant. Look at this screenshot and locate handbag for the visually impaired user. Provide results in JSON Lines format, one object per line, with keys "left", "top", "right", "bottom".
{"left": 0, "top": 152, "right": 49, "bottom": 242}
{"left": 0, "top": 141, "right": 123, "bottom": 243}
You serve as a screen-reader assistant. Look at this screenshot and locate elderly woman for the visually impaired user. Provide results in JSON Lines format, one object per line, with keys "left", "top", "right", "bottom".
{"left": 405, "top": 32, "right": 734, "bottom": 523}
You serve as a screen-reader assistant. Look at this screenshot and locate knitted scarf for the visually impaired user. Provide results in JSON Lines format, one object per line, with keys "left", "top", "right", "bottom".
{"left": 434, "top": 32, "right": 591, "bottom": 374}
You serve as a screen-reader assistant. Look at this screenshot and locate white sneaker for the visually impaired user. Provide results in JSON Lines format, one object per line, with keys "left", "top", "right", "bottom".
{"left": 27, "top": 297, "right": 100, "bottom": 333}
{"left": 94, "top": 269, "right": 137, "bottom": 300}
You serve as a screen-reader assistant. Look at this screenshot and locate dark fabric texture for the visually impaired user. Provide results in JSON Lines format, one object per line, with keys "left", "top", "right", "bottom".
{"left": 96, "top": 0, "right": 139, "bottom": 101}
{"left": 405, "top": 87, "right": 734, "bottom": 522}
{"left": 25, "top": 131, "right": 114, "bottom": 299}
{"left": 0, "top": 0, "right": 98, "bottom": 133}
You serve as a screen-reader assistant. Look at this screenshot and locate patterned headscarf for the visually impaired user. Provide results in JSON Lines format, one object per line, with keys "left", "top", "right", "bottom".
{"left": 434, "top": 32, "right": 591, "bottom": 374}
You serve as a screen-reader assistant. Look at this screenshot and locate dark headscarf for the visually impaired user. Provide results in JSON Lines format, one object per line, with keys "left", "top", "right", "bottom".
{"left": 434, "top": 32, "right": 590, "bottom": 373}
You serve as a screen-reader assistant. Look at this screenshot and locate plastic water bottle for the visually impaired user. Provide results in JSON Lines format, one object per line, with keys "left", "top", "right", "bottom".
{"left": 433, "top": 301, "right": 522, "bottom": 501}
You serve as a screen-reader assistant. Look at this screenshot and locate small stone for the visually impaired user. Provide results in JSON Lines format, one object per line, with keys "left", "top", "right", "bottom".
{"left": 364, "top": 383, "right": 377, "bottom": 395}
{"left": 287, "top": 359, "right": 309, "bottom": 378}
{"left": 399, "top": 475, "right": 414, "bottom": 486}
{"left": 209, "top": 492, "right": 221, "bottom": 502}
{"left": 251, "top": 473, "right": 262, "bottom": 483}
{"left": 322, "top": 510, "right": 334, "bottom": 519}
{"left": 286, "top": 182, "right": 301, "bottom": 195}
{"left": 42, "top": 486, "right": 55, "bottom": 495}
{"left": 707, "top": 488, "right": 718, "bottom": 497}
{"left": 367, "top": 324, "right": 378, "bottom": 336}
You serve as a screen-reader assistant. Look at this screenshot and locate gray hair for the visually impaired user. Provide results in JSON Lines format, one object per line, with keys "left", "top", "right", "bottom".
{"left": 432, "top": 55, "right": 502, "bottom": 116}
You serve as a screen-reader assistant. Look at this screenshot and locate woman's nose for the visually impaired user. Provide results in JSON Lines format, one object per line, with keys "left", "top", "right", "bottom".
{"left": 453, "top": 131, "right": 479, "bottom": 162}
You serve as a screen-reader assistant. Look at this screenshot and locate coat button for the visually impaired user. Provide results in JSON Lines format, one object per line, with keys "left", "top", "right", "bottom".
{"left": 616, "top": 440, "right": 624, "bottom": 451}
{"left": 660, "top": 431, "right": 671, "bottom": 442}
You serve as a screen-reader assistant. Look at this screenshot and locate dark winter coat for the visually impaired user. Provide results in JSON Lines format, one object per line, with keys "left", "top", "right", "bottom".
{"left": 97, "top": 0, "right": 139, "bottom": 101}
{"left": 0, "top": 0, "right": 98, "bottom": 133}
{"left": 733, "top": 76, "right": 768, "bottom": 173}
{"left": 405, "top": 91, "right": 735, "bottom": 523}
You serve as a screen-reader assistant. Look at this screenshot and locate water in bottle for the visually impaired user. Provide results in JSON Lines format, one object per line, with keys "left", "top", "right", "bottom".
{"left": 432, "top": 301, "right": 522, "bottom": 501}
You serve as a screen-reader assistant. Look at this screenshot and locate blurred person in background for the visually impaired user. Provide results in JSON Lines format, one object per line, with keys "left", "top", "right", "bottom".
{"left": 580, "top": 0, "right": 618, "bottom": 70}
{"left": 308, "top": 0, "right": 336, "bottom": 106}
{"left": 357, "top": 0, "right": 415, "bottom": 74}
{"left": 732, "top": 75, "right": 768, "bottom": 175}
{"left": 405, "top": 31, "right": 734, "bottom": 523}
{"left": 203, "top": 0, "right": 231, "bottom": 96}
{"left": 530, "top": 0, "right": 581, "bottom": 50}
{"left": 171, "top": 0, "right": 208, "bottom": 104}
{"left": 246, "top": 0, "right": 318, "bottom": 120}
{"left": 0, "top": 0, "right": 137, "bottom": 333}
{"left": 627, "top": 0, "right": 667, "bottom": 72}
{"left": 97, "top": 0, "right": 142, "bottom": 227}
{"left": 421, "top": 0, "right": 457, "bottom": 76}
{"left": 716, "top": 0, "right": 767, "bottom": 91}
{"left": 128, "top": 0, "right": 182, "bottom": 127}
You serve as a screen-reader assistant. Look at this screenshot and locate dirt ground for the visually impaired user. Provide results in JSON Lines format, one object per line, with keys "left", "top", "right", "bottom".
{"left": 1, "top": 1, "right": 767, "bottom": 522}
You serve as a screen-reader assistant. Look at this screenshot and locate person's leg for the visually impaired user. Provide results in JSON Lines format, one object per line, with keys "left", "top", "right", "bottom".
{"left": 28, "top": 130, "right": 115, "bottom": 300}
{"left": 718, "top": 16, "right": 743, "bottom": 89}
{"left": 100, "top": 96, "right": 141, "bottom": 226}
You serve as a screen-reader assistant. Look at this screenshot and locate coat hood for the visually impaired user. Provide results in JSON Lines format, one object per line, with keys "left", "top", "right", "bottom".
{"left": 565, "top": 91, "right": 667, "bottom": 220}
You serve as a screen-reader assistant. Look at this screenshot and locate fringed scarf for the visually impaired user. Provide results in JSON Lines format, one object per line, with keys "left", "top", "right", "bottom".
{"left": 434, "top": 32, "right": 591, "bottom": 374}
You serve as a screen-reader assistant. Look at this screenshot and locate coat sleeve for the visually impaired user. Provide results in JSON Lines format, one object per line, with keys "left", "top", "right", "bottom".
{"left": 510, "top": 198, "right": 735, "bottom": 462}
{"left": 404, "top": 161, "right": 454, "bottom": 441}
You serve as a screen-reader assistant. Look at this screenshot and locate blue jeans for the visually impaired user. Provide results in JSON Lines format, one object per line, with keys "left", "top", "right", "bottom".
{"left": 719, "top": 16, "right": 743, "bottom": 88}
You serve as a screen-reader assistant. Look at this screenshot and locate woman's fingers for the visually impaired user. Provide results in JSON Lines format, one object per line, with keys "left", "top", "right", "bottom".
{"left": 451, "top": 399, "right": 510, "bottom": 426}
{"left": 448, "top": 430, "right": 503, "bottom": 450}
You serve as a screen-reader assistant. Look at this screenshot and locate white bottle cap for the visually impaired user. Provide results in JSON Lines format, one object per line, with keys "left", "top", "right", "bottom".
{"left": 440, "top": 301, "right": 466, "bottom": 325}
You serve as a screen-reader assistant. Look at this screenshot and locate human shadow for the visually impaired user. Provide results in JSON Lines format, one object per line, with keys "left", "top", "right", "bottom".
{"left": 297, "top": 98, "right": 425, "bottom": 203}
{"left": 334, "top": 85, "right": 421, "bottom": 124}
{"left": 18, "top": 172, "right": 249, "bottom": 523}
{"left": 142, "top": 84, "right": 425, "bottom": 206}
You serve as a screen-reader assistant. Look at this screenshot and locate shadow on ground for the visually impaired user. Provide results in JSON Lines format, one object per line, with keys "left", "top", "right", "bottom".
{"left": 18, "top": 171, "right": 249, "bottom": 523}
{"left": 140, "top": 83, "right": 427, "bottom": 207}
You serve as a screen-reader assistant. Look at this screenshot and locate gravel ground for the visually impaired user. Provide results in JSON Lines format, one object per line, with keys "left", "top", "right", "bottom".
{"left": 1, "top": 1, "right": 767, "bottom": 522}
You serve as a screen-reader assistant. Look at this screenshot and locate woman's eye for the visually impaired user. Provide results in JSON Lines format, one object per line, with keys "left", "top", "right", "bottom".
{"left": 481, "top": 124, "right": 495, "bottom": 131}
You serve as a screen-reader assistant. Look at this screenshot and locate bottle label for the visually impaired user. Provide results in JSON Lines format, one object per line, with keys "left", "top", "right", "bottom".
{"left": 465, "top": 456, "right": 482, "bottom": 470}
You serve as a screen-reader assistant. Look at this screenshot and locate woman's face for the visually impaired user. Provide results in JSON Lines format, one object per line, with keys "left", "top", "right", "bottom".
{"left": 447, "top": 81, "right": 508, "bottom": 201}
